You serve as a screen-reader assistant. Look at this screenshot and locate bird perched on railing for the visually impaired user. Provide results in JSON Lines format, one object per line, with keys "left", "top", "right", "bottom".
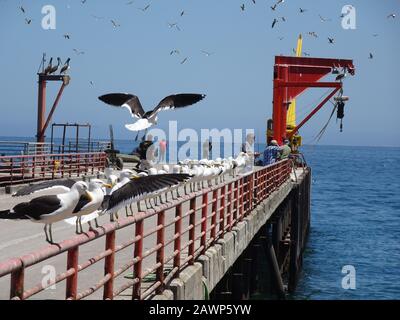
{"left": 49, "top": 57, "right": 61, "bottom": 75}
{"left": 0, "top": 181, "right": 90, "bottom": 243}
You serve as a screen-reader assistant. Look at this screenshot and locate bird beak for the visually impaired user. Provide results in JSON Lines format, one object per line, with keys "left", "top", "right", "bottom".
{"left": 130, "top": 175, "right": 140, "bottom": 180}
{"left": 85, "top": 191, "right": 93, "bottom": 202}
{"left": 103, "top": 183, "right": 112, "bottom": 188}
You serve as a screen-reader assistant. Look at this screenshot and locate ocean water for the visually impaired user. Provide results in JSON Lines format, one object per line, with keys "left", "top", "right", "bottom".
{"left": 292, "top": 145, "right": 400, "bottom": 300}
{"left": 1, "top": 137, "right": 399, "bottom": 299}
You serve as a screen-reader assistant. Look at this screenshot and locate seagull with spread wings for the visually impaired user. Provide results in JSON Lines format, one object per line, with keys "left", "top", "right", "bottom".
{"left": 98, "top": 93, "right": 206, "bottom": 136}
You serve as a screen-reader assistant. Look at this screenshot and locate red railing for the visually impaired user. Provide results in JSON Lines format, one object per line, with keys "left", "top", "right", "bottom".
{"left": 0, "top": 159, "right": 292, "bottom": 300}
{"left": 0, "top": 152, "right": 107, "bottom": 187}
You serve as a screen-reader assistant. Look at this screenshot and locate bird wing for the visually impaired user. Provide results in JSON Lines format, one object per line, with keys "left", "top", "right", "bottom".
{"left": 125, "top": 119, "right": 152, "bottom": 131}
{"left": 105, "top": 174, "right": 192, "bottom": 214}
{"left": 11, "top": 195, "right": 62, "bottom": 220}
{"left": 12, "top": 179, "right": 76, "bottom": 197}
{"left": 148, "top": 94, "right": 206, "bottom": 118}
{"left": 98, "top": 93, "right": 145, "bottom": 118}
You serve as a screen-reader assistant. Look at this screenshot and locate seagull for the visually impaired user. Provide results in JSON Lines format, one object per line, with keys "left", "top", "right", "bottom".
{"left": 278, "top": 36, "right": 284, "bottom": 40}
{"left": 60, "top": 58, "right": 71, "bottom": 74}
{"left": 180, "top": 57, "right": 188, "bottom": 64}
{"left": 73, "top": 48, "right": 85, "bottom": 55}
{"left": 328, "top": 37, "right": 335, "bottom": 44}
{"left": 98, "top": 93, "right": 206, "bottom": 132}
{"left": 180, "top": 10, "right": 185, "bottom": 16}
{"left": 372, "top": 33, "right": 379, "bottom": 37}
{"left": 304, "top": 52, "right": 311, "bottom": 57}
{"left": 126, "top": 0, "right": 135, "bottom": 4}
{"left": 319, "top": 14, "right": 331, "bottom": 22}
{"left": 167, "top": 22, "right": 181, "bottom": 31}
{"left": 0, "top": 181, "right": 89, "bottom": 243}
{"left": 44, "top": 57, "right": 53, "bottom": 75}
{"left": 170, "top": 49, "right": 180, "bottom": 55}
{"left": 49, "top": 57, "right": 61, "bottom": 74}
{"left": 81, "top": 0, "right": 87, "bottom": 4}
{"left": 19, "top": 6, "right": 25, "bottom": 13}
{"left": 201, "top": 50, "right": 213, "bottom": 57}
{"left": 90, "top": 80, "right": 94, "bottom": 86}
{"left": 272, "top": 18, "right": 278, "bottom": 28}
{"left": 280, "top": 16, "right": 286, "bottom": 22}
{"left": 240, "top": 4, "right": 245, "bottom": 11}
{"left": 270, "top": 4, "right": 277, "bottom": 11}
{"left": 369, "top": 53, "right": 373, "bottom": 59}
{"left": 25, "top": 18, "right": 32, "bottom": 24}
{"left": 63, "top": 34, "right": 70, "bottom": 40}
{"left": 299, "top": 8, "right": 307, "bottom": 13}
{"left": 308, "top": 31, "right": 318, "bottom": 38}
{"left": 137, "top": 4, "right": 150, "bottom": 12}
{"left": 387, "top": 13, "right": 396, "bottom": 19}
{"left": 111, "top": 19, "right": 120, "bottom": 28}
{"left": 68, "top": 179, "right": 110, "bottom": 233}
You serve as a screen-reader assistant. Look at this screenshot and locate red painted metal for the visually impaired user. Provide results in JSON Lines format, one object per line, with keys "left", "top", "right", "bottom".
{"left": 0, "top": 152, "right": 106, "bottom": 187}
{"left": 272, "top": 55, "right": 355, "bottom": 144}
{"left": 0, "top": 160, "right": 293, "bottom": 300}
{"left": 66, "top": 247, "right": 79, "bottom": 299}
{"left": 103, "top": 231, "right": 116, "bottom": 300}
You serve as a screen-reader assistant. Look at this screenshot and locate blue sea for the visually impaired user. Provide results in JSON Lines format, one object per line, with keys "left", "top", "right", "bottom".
{"left": 1, "top": 137, "right": 399, "bottom": 299}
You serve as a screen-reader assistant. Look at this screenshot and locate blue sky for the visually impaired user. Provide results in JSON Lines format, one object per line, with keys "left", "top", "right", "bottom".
{"left": 0, "top": 0, "right": 399, "bottom": 147}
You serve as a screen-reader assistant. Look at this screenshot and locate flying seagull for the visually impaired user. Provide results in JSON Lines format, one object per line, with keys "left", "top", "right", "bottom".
{"left": 328, "top": 37, "right": 335, "bottom": 44}
{"left": 63, "top": 34, "right": 70, "bottom": 40}
{"left": 111, "top": 19, "right": 120, "bottom": 28}
{"left": 201, "top": 50, "right": 213, "bottom": 57}
{"left": 387, "top": 13, "right": 396, "bottom": 19}
{"left": 308, "top": 31, "right": 318, "bottom": 38}
{"left": 369, "top": 53, "right": 373, "bottom": 59}
{"left": 271, "top": 4, "right": 277, "bottom": 11}
{"left": 170, "top": 49, "right": 180, "bottom": 55}
{"left": 180, "top": 10, "right": 185, "bottom": 16}
{"left": 240, "top": 4, "right": 245, "bottom": 11}
{"left": 299, "top": 8, "right": 307, "bottom": 13}
{"left": 98, "top": 93, "right": 206, "bottom": 132}
{"left": 137, "top": 4, "right": 150, "bottom": 12}
{"left": 319, "top": 14, "right": 331, "bottom": 22}
{"left": 25, "top": 18, "right": 32, "bottom": 24}
{"left": 272, "top": 18, "right": 278, "bottom": 28}
{"left": 167, "top": 22, "right": 181, "bottom": 31}
{"left": 73, "top": 48, "right": 85, "bottom": 55}
{"left": 19, "top": 6, "right": 25, "bottom": 13}
{"left": 0, "top": 181, "right": 89, "bottom": 243}
{"left": 180, "top": 57, "right": 188, "bottom": 64}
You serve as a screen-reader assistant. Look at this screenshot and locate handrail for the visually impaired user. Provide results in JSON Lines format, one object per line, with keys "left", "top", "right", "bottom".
{"left": 0, "top": 159, "right": 293, "bottom": 300}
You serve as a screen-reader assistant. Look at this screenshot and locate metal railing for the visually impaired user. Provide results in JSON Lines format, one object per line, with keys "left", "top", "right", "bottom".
{"left": 0, "top": 141, "right": 110, "bottom": 156}
{"left": 0, "top": 159, "right": 292, "bottom": 300}
{"left": 0, "top": 152, "right": 107, "bottom": 186}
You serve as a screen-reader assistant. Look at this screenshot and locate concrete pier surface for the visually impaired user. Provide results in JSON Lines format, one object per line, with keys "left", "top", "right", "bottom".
{"left": 0, "top": 164, "right": 309, "bottom": 300}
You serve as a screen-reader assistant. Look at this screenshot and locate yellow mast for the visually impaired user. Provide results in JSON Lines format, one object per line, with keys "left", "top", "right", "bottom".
{"left": 287, "top": 34, "right": 302, "bottom": 129}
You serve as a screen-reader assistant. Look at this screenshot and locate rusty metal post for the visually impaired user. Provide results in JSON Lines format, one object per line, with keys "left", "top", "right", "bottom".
{"left": 227, "top": 183, "right": 232, "bottom": 231}
{"left": 220, "top": 185, "right": 226, "bottom": 232}
{"left": 66, "top": 247, "right": 79, "bottom": 299}
{"left": 37, "top": 75, "right": 47, "bottom": 143}
{"left": 174, "top": 204, "right": 182, "bottom": 268}
{"left": 201, "top": 193, "right": 208, "bottom": 254}
{"left": 103, "top": 230, "right": 115, "bottom": 300}
{"left": 132, "top": 219, "right": 144, "bottom": 300}
{"left": 239, "top": 179, "right": 244, "bottom": 221}
{"left": 10, "top": 267, "right": 24, "bottom": 299}
{"left": 233, "top": 180, "right": 239, "bottom": 223}
{"left": 156, "top": 210, "right": 165, "bottom": 294}
{"left": 210, "top": 190, "right": 218, "bottom": 242}
{"left": 189, "top": 198, "right": 196, "bottom": 265}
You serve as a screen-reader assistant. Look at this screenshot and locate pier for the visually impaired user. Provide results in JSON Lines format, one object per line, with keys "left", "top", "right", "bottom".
{"left": 0, "top": 158, "right": 311, "bottom": 300}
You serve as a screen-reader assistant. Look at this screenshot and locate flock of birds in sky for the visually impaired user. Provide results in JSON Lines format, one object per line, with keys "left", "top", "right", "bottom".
{"left": 15, "top": 0, "right": 397, "bottom": 88}
{"left": 0, "top": 153, "right": 251, "bottom": 243}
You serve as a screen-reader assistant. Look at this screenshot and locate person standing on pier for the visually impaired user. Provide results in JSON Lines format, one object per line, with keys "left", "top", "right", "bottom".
{"left": 279, "top": 139, "right": 292, "bottom": 160}
{"left": 262, "top": 140, "right": 281, "bottom": 165}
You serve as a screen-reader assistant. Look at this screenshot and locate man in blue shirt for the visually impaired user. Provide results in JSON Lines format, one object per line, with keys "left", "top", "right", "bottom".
{"left": 263, "top": 140, "right": 281, "bottom": 165}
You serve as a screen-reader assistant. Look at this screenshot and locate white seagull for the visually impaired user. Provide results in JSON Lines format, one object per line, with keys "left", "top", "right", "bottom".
{"left": 0, "top": 181, "right": 90, "bottom": 243}
{"left": 98, "top": 93, "right": 206, "bottom": 132}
